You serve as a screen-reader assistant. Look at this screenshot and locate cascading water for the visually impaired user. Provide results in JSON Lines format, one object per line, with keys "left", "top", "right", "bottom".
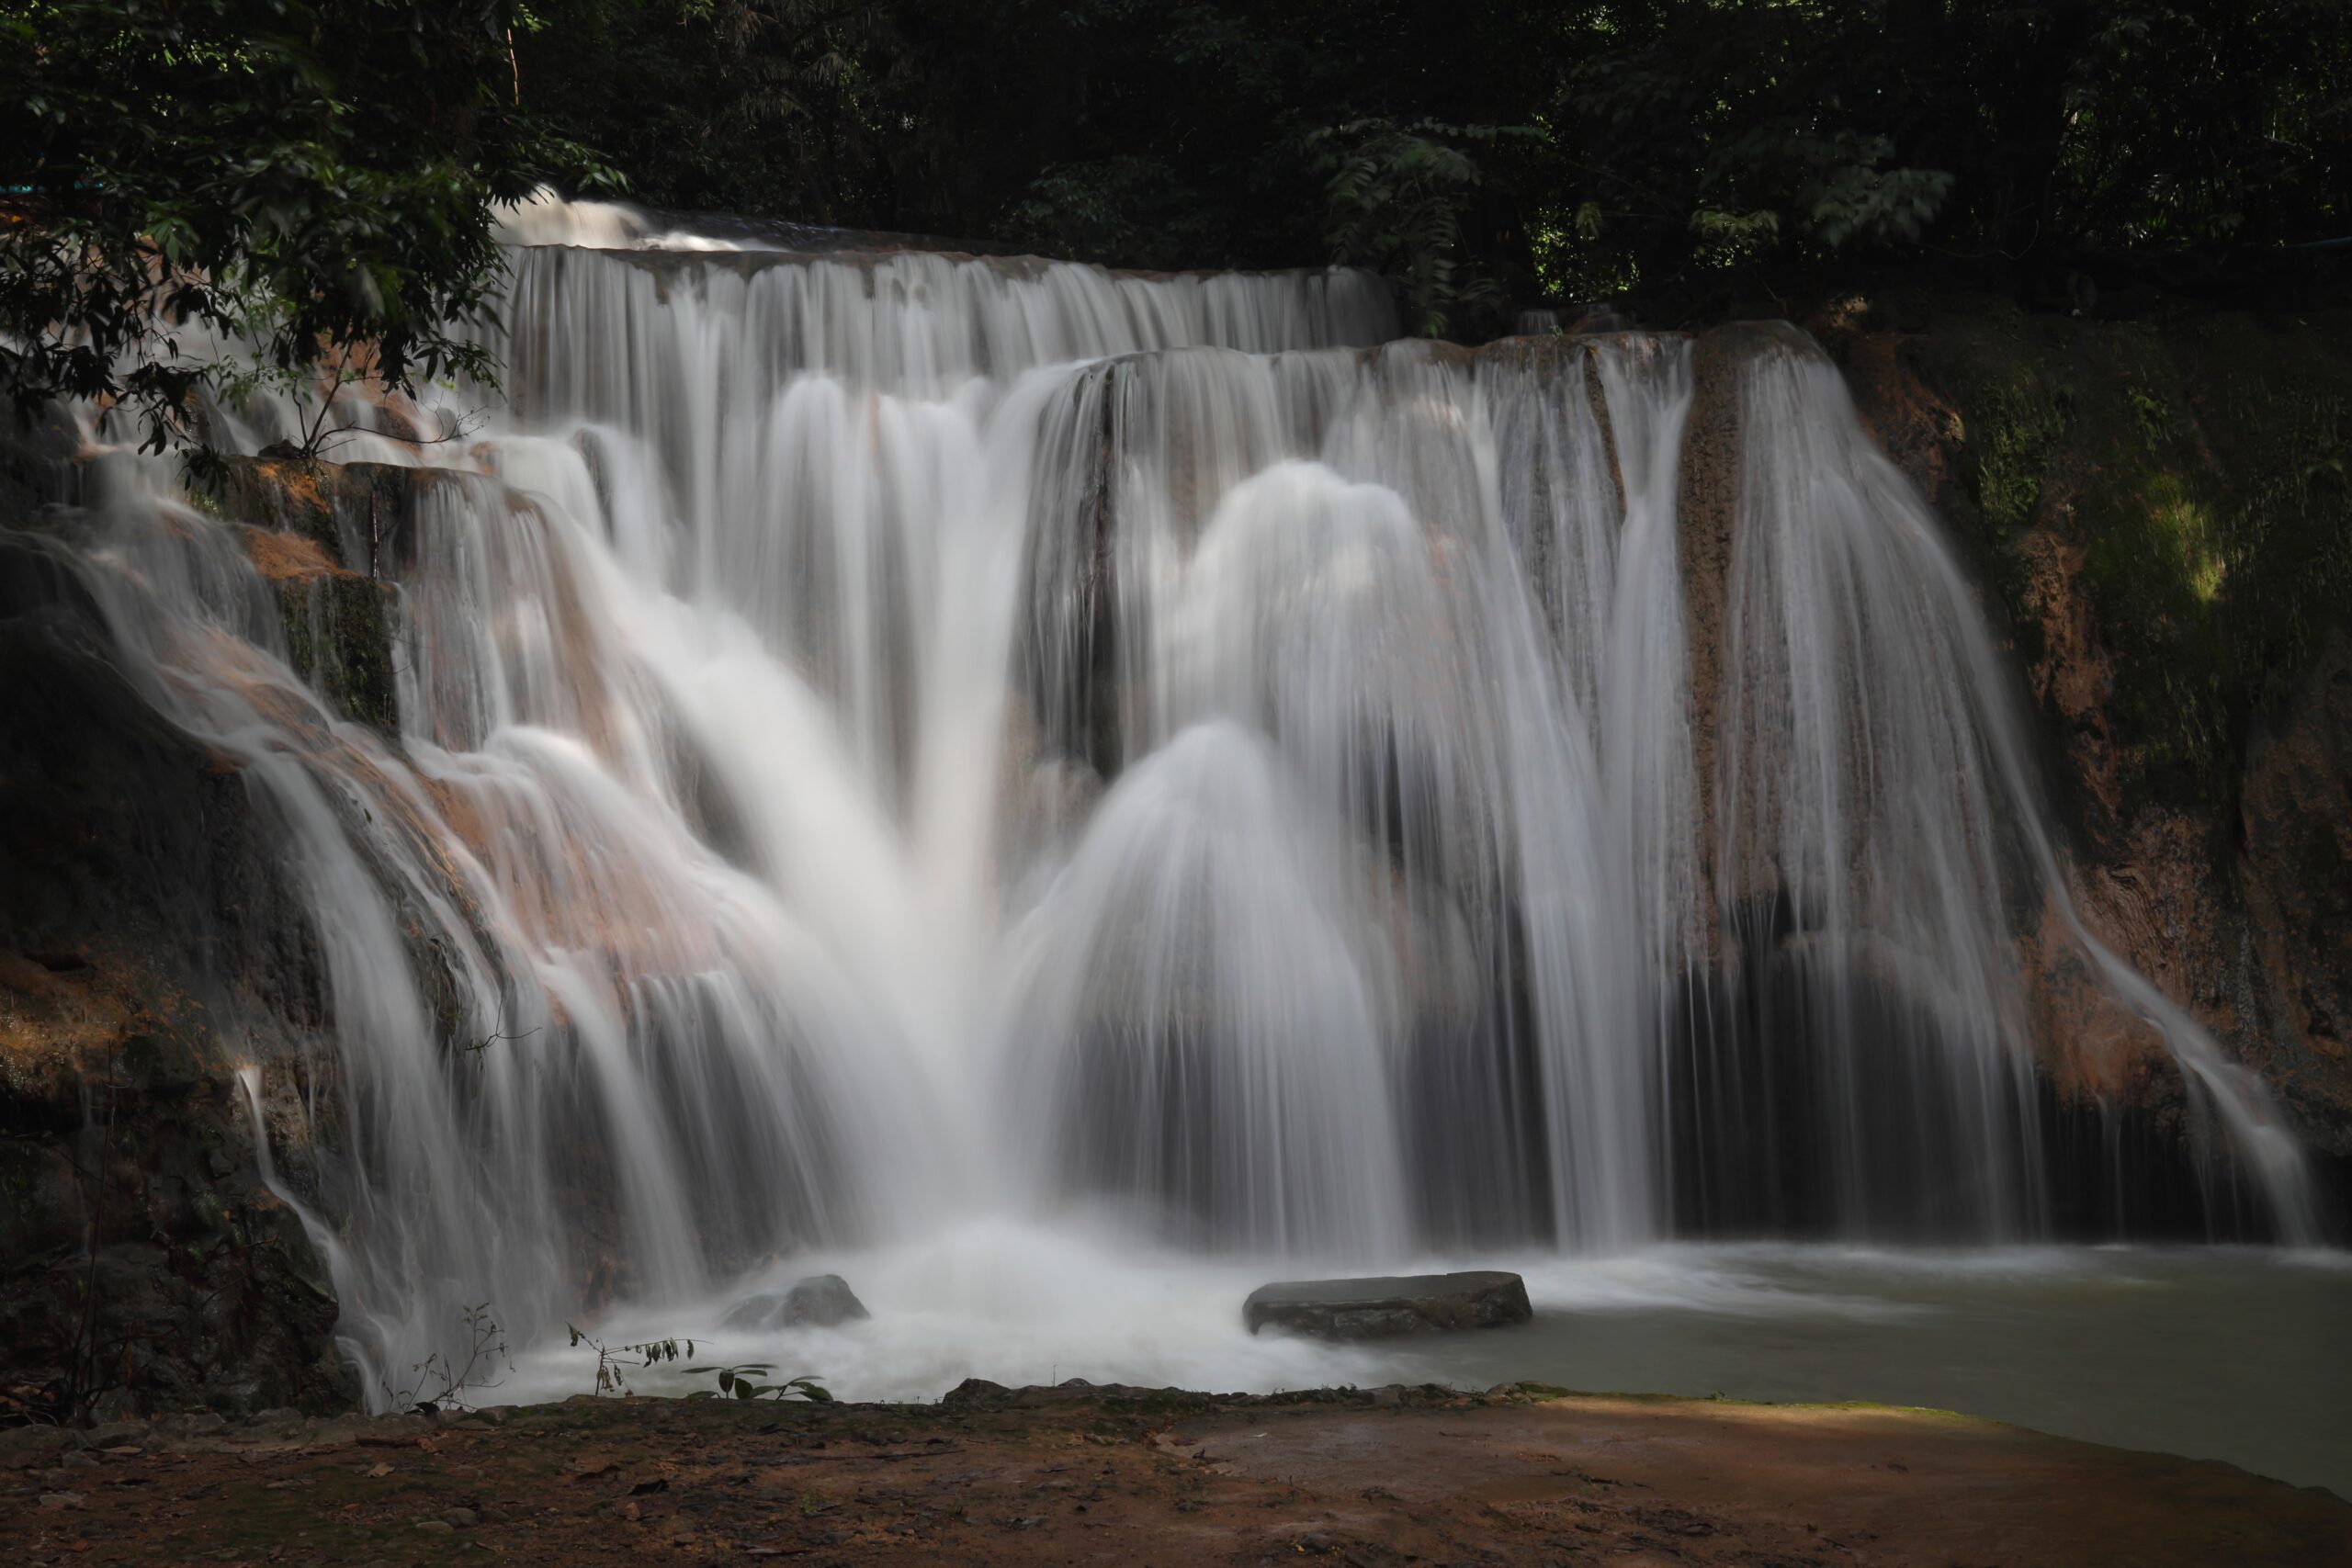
{"left": 6, "top": 197, "right": 2320, "bottom": 1404}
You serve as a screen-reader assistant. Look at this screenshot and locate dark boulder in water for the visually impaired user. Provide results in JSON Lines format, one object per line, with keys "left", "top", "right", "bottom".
{"left": 782, "top": 1273, "right": 870, "bottom": 1327}
{"left": 725, "top": 1274, "right": 871, "bottom": 1331}
{"left": 1243, "top": 1271, "right": 1532, "bottom": 1338}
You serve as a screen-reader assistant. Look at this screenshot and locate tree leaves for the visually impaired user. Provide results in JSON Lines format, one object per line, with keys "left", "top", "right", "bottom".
{"left": 1540, "top": 0, "right": 2349, "bottom": 301}
{"left": 682, "top": 1362, "right": 833, "bottom": 1402}
{"left": 1307, "top": 118, "right": 1532, "bottom": 338}
{"left": 0, "top": 0, "right": 612, "bottom": 455}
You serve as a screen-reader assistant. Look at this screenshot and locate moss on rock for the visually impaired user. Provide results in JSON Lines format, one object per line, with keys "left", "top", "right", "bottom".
{"left": 1838, "top": 295, "right": 2352, "bottom": 1161}
{"left": 271, "top": 570, "right": 400, "bottom": 735}
{"left": 219, "top": 456, "right": 407, "bottom": 737}
{"left": 207, "top": 457, "right": 344, "bottom": 559}
{"left": 1882, "top": 299, "right": 2352, "bottom": 824}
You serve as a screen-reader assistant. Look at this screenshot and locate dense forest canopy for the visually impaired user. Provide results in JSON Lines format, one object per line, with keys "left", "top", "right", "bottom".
{"left": 4, "top": 0, "right": 2347, "bottom": 438}
{"left": 516, "top": 0, "right": 2350, "bottom": 322}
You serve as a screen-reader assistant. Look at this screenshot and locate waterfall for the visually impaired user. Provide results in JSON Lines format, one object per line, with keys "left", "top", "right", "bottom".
{"left": 6, "top": 203, "right": 2316, "bottom": 1400}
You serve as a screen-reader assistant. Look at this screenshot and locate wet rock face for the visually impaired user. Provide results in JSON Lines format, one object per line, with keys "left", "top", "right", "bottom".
{"left": 0, "top": 448, "right": 514, "bottom": 1418}
{"left": 1243, "top": 1271, "right": 1532, "bottom": 1338}
{"left": 1675, "top": 323, "right": 1781, "bottom": 951}
{"left": 0, "top": 518, "right": 359, "bottom": 1420}
{"left": 257, "top": 553, "right": 400, "bottom": 735}
{"left": 217, "top": 457, "right": 407, "bottom": 734}
{"left": 2240, "top": 632, "right": 2352, "bottom": 1153}
{"left": 1834, "top": 299, "right": 2352, "bottom": 1170}
{"left": 0, "top": 1109, "right": 357, "bottom": 1419}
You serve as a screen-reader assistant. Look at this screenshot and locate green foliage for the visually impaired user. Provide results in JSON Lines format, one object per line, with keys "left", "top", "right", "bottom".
{"left": 2208, "top": 391, "right": 2352, "bottom": 717}
{"left": 565, "top": 1324, "right": 831, "bottom": 1402}
{"left": 2080, "top": 457, "right": 2234, "bottom": 800}
{"left": 1951, "top": 355, "right": 2072, "bottom": 667}
{"left": 1792, "top": 136, "right": 1953, "bottom": 251}
{"left": 2073, "top": 339, "right": 2352, "bottom": 808}
{"left": 0, "top": 0, "right": 609, "bottom": 454}
{"left": 682, "top": 1362, "right": 833, "bottom": 1402}
{"left": 1535, "top": 4, "right": 1969, "bottom": 300}
{"left": 1538, "top": 0, "right": 2348, "bottom": 309}
{"left": 1974, "top": 382, "right": 2072, "bottom": 540}
{"left": 1918, "top": 304, "right": 2352, "bottom": 817}
{"left": 569, "top": 1323, "right": 694, "bottom": 1395}
{"left": 1003, "top": 157, "right": 1209, "bottom": 269}
{"left": 1310, "top": 120, "right": 1532, "bottom": 337}
{"left": 515, "top": 0, "right": 903, "bottom": 233}
{"left": 2056, "top": 1, "right": 2352, "bottom": 253}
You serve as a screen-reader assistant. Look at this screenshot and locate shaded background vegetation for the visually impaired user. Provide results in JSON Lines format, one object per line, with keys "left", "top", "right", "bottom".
{"left": 515, "top": 0, "right": 2351, "bottom": 330}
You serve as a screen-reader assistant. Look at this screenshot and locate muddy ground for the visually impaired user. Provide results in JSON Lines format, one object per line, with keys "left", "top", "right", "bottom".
{"left": 5, "top": 1380, "right": 2346, "bottom": 1566}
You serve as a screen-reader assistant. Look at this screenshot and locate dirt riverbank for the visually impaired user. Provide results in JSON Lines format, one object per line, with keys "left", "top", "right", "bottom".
{"left": 6, "top": 1380, "right": 2346, "bottom": 1566}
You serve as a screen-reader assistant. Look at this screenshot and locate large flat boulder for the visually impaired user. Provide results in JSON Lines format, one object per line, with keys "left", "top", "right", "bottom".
{"left": 1243, "top": 1271, "right": 1532, "bottom": 1338}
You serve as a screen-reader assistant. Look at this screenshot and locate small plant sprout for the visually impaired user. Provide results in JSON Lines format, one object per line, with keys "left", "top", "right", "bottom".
{"left": 382, "top": 1302, "right": 511, "bottom": 1414}
{"left": 684, "top": 1363, "right": 832, "bottom": 1403}
{"left": 568, "top": 1325, "right": 695, "bottom": 1396}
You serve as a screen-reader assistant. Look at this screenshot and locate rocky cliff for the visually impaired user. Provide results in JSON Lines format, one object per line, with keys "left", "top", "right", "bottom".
{"left": 0, "top": 454, "right": 406, "bottom": 1423}
{"left": 1831, "top": 295, "right": 2352, "bottom": 1179}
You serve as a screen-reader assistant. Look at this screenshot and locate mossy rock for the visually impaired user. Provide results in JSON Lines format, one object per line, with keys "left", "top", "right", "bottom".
{"left": 210, "top": 455, "right": 410, "bottom": 736}
{"left": 206, "top": 457, "right": 345, "bottom": 560}
{"left": 274, "top": 571, "right": 400, "bottom": 734}
{"left": 1885, "top": 298, "right": 2352, "bottom": 822}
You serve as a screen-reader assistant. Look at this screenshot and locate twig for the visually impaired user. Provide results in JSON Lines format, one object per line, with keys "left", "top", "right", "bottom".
{"left": 458, "top": 1026, "right": 543, "bottom": 1061}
